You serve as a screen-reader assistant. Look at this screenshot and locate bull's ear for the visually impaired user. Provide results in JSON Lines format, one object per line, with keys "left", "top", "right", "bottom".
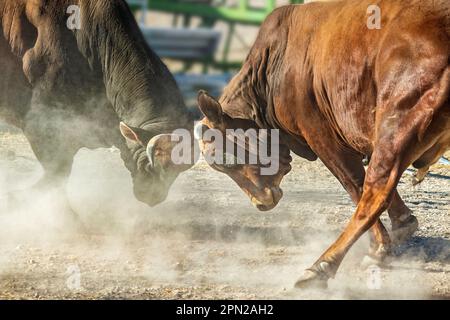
{"left": 120, "top": 122, "right": 152, "bottom": 146}
{"left": 198, "top": 90, "right": 223, "bottom": 125}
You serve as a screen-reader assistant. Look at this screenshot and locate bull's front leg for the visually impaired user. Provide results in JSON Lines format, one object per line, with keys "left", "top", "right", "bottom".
{"left": 295, "top": 146, "right": 404, "bottom": 289}
{"left": 298, "top": 127, "right": 392, "bottom": 266}
{"left": 11, "top": 108, "right": 86, "bottom": 232}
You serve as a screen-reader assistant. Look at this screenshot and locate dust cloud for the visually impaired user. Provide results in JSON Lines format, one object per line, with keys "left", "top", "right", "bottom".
{"left": 0, "top": 126, "right": 448, "bottom": 299}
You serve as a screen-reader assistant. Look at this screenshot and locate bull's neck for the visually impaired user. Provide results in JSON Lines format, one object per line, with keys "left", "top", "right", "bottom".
{"left": 77, "top": 0, "right": 191, "bottom": 135}
{"left": 219, "top": 58, "right": 275, "bottom": 130}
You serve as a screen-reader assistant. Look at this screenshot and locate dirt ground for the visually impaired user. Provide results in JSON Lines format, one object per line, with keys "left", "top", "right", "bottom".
{"left": 0, "top": 130, "right": 448, "bottom": 300}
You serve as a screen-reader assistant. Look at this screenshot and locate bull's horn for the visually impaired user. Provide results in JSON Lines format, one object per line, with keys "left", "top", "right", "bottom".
{"left": 146, "top": 134, "right": 166, "bottom": 168}
{"left": 146, "top": 133, "right": 197, "bottom": 171}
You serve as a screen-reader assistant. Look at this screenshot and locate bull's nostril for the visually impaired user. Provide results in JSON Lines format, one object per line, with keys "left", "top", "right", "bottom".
{"left": 248, "top": 187, "right": 283, "bottom": 211}
{"left": 270, "top": 187, "right": 283, "bottom": 203}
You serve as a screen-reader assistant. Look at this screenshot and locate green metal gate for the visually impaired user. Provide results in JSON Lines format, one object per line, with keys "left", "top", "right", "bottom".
{"left": 128, "top": 0, "right": 304, "bottom": 70}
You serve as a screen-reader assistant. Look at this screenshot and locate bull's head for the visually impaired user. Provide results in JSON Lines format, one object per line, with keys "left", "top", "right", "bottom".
{"left": 196, "top": 91, "right": 292, "bottom": 211}
{"left": 120, "top": 122, "right": 193, "bottom": 206}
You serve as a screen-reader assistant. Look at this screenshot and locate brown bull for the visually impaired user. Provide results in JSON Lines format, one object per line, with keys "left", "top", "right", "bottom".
{"left": 194, "top": 0, "right": 450, "bottom": 288}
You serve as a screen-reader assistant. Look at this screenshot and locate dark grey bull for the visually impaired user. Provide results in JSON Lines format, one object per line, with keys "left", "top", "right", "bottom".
{"left": 0, "top": 0, "right": 193, "bottom": 217}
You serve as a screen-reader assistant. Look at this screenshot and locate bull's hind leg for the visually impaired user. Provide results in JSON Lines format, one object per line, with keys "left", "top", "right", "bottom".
{"left": 388, "top": 191, "right": 418, "bottom": 244}
{"left": 412, "top": 167, "right": 430, "bottom": 186}
{"left": 411, "top": 143, "right": 449, "bottom": 185}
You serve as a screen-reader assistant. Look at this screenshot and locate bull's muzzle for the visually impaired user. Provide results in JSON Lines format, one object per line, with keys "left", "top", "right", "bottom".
{"left": 250, "top": 187, "right": 283, "bottom": 212}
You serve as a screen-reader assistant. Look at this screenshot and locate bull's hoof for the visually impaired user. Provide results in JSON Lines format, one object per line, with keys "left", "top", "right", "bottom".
{"left": 360, "top": 254, "right": 390, "bottom": 270}
{"left": 294, "top": 269, "right": 328, "bottom": 290}
{"left": 361, "top": 255, "right": 379, "bottom": 270}
{"left": 391, "top": 215, "right": 419, "bottom": 244}
{"left": 368, "top": 242, "right": 391, "bottom": 263}
{"left": 368, "top": 245, "right": 392, "bottom": 269}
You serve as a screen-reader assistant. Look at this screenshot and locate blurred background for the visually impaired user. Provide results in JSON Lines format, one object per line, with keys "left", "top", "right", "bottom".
{"left": 126, "top": 0, "right": 308, "bottom": 109}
